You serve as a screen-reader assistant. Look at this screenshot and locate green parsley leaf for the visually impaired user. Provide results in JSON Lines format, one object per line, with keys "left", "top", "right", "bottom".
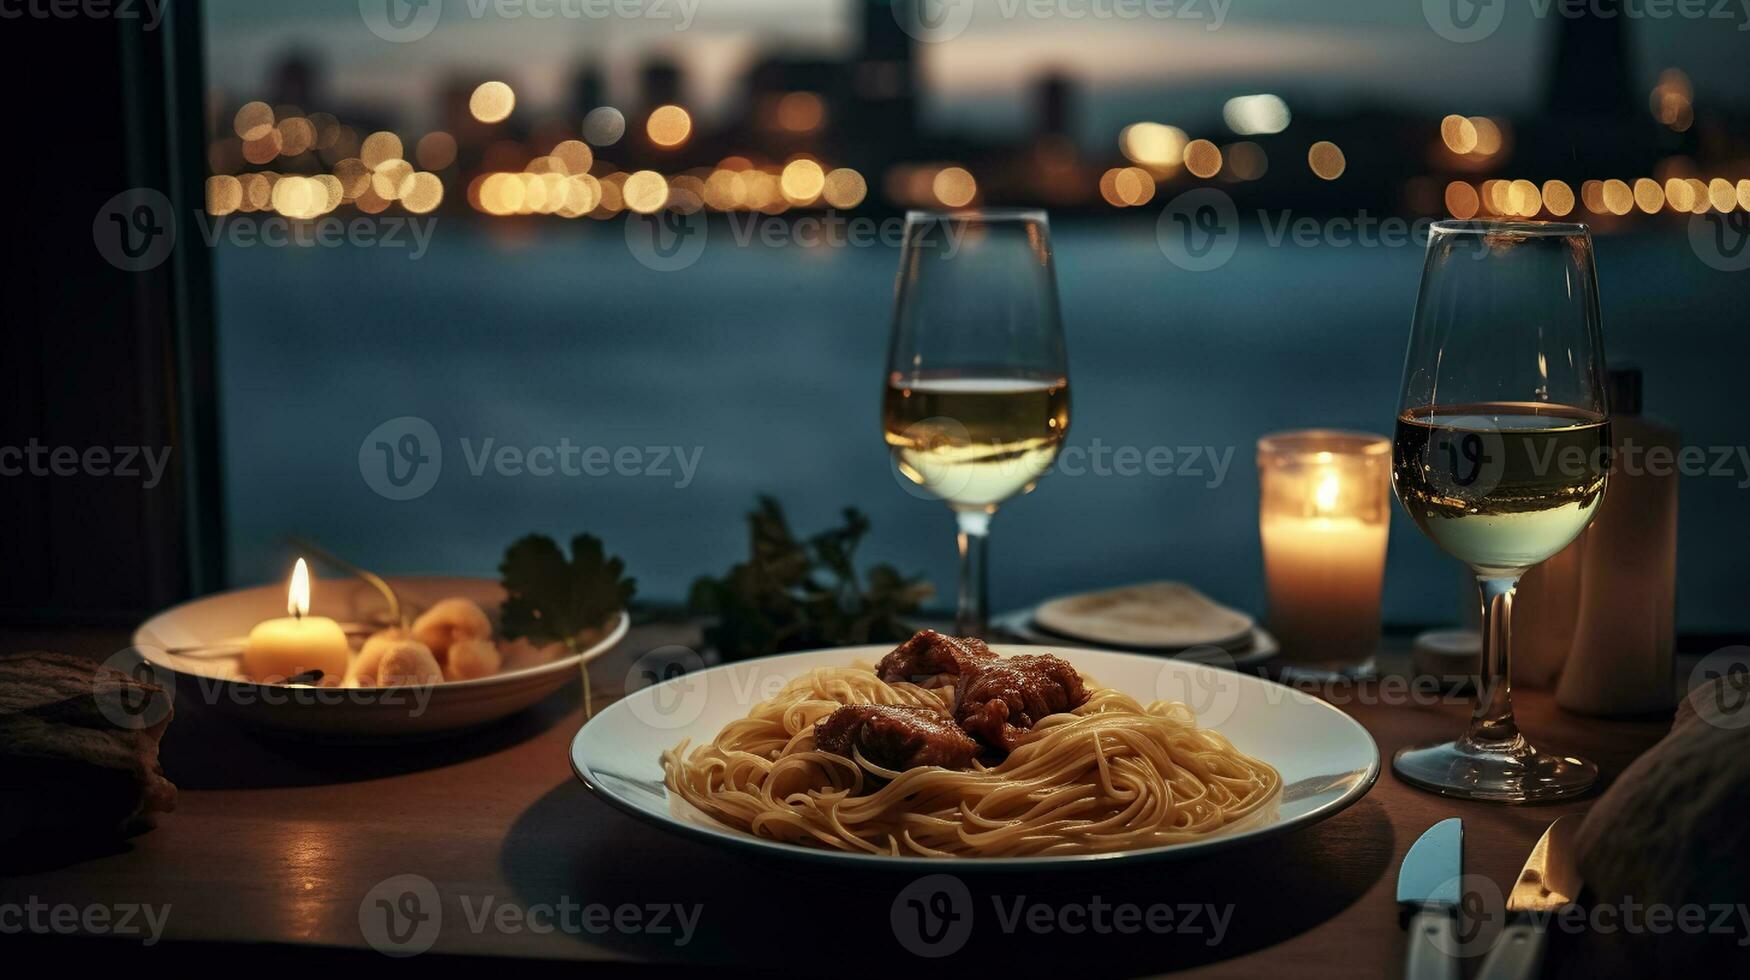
{"left": 499, "top": 533, "right": 636, "bottom": 647}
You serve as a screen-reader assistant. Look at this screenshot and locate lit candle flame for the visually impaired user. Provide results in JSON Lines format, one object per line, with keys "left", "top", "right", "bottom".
{"left": 1314, "top": 473, "right": 1341, "bottom": 515}
{"left": 288, "top": 557, "right": 311, "bottom": 619}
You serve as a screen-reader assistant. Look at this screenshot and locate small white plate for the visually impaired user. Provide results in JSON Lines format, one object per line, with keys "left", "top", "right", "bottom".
{"left": 571, "top": 643, "right": 1378, "bottom": 869}
{"left": 991, "top": 608, "right": 1279, "bottom": 669}
{"left": 131, "top": 576, "right": 626, "bottom": 739}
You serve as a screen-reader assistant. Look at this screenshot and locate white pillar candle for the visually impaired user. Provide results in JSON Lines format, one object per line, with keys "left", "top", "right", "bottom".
{"left": 243, "top": 558, "right": 351, "bottom": 684}
{"left": 1257, "top": 432, "right": 1391, "bottom": 670}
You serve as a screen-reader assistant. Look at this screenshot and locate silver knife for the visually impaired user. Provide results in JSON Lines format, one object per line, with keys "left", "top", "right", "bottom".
{"left": 1476, "top": 815, "right": 1582, "bottom": 980}
{"left": 1398, "top": 817, "right": 1463, "bottom": 980}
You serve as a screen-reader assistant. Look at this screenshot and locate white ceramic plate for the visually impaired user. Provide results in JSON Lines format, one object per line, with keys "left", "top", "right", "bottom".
{"left": 571, "top": 644, "right": 1378, "bottom": 869}
{"left": 132, "top": 576, "right": 627, "bottom": 739}
{"left": 990, "top": 609, "right": 1279, "bottom": 669}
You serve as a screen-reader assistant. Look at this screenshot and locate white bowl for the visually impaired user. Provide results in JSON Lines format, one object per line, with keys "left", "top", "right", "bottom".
{"left": 132, "top": 575, "right": 626, "bottom": 739}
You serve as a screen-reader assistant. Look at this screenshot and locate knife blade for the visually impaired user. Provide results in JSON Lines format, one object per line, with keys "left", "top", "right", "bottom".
{"left": 1477, "top": 815, "right": 1582, "bottom": 980}
{"left": 1398, "top": 817, "right": 1463, "bottom": 980}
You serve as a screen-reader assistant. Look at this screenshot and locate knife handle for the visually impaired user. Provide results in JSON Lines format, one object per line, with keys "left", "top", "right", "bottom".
{"left": 1405, "top": 907, "right": 1461, "bottom": 980}
{"left": 1476, "top": 919, "right": 1547, "bottom": 980}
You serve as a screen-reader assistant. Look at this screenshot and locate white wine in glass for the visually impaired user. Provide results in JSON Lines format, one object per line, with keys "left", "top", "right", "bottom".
{"left": 1393, "top": 403, "right": 1609, "bottom": 576}
{"left": 883, "top": 375, "right": 1070, "bottom": 508}
{"left": 884, "top": 210, "right": 1069, "bottom": 636}
{"left": 1391, "top": 220, "right": 1610, "bottom": 803}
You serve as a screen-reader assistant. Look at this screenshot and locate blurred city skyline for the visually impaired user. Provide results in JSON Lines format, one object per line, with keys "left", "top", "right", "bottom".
{"left": 200, "top": 0, "right": 1750, "bottom": 224}
{"left": 208, "top": 0, "right": 1750, "bottom": 144}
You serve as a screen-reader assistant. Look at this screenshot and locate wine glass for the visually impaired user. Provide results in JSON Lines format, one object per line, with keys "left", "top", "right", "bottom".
{"left": 883, "top": 210, "right": 1070, "bottom": 636}
{"left": 1391, "top": 220, "right": 1610, "bottom": 802}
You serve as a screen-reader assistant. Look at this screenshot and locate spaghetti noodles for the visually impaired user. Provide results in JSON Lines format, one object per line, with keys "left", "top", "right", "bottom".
{"left": 661, "top": 663, "right": 1280, "bottom": 857}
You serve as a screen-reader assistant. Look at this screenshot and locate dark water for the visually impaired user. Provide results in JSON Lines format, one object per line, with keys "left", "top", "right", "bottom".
{"left": 215, "top": 217, "right": 1749, "bottom": 631}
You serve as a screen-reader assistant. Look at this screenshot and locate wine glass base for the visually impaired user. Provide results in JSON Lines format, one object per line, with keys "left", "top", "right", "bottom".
{"left": 1392, "top": 733, "right": 1597, "bottom": 803}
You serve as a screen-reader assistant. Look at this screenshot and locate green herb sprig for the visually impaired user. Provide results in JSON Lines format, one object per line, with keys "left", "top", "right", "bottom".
{"left": 499, "top": 533, "right": 635, "bottom": 715}
{"left": 689, "top": 497, "right": 932, "bottom": 661}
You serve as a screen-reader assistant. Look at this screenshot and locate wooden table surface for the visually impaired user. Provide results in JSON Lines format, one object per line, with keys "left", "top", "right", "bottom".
{"left": 2, "top": 623, "right": 1675, "bottom": 976}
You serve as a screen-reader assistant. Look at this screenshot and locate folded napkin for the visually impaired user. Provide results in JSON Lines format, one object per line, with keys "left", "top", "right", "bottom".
{"left": 1574, "top": 672, "right": 1749, "bottom": 974}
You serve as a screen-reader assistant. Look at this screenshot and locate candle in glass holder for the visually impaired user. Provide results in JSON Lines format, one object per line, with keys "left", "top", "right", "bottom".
{"left": 1257, "top": 431, "right": 1390, "bottom": 676}
{"left": 243, "top": 558, "right": 350, "bottom": 684}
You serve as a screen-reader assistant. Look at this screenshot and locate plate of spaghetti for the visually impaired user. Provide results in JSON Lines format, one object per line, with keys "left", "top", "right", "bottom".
{"left": 571, "top": 630, "right": 1377, "bottom": 868}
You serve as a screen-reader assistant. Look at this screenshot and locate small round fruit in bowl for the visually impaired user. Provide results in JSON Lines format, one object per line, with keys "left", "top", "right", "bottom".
{"left": 132, "top": 576, "right": 630, "bottom": 738}
{"left": 335, "top": 597, "right": 570, "bottom": 688}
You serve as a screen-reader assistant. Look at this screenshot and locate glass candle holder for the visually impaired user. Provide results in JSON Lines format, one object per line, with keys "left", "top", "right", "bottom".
{"left": 1258, "top": 430, "right": 1391, "bottom": 679}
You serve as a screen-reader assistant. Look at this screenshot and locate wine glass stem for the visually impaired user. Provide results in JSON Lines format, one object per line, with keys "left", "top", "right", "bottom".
{"left": 1470, "top": 573, "right": 1524, "bottom": 744}
{"left": 954, "top": 509, "right": 992, "bottom": 636}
